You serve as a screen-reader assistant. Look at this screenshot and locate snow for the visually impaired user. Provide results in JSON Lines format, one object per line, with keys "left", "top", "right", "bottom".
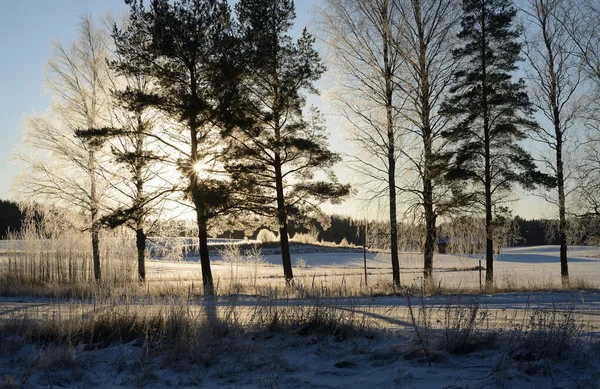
{"left": 144, "top": 245, "right": 600, "bottom": 292}
{"left": 1, "top": 245, "right": 600, "bottom": 388}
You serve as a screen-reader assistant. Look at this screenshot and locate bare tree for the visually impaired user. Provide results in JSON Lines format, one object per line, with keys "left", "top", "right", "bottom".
{"left": 16, "top": 17, "right": 114, "bottom": 282}
{"left": 321, "top": 0, "right": 405, "bottom": 286}
{"left": 391, "top": 0, "right": 460, "bottom": 282}
{"left": 565, "top": 1, "right": 600, "bottom": 223}
{"left": 521, "top": 0, "right": 583, "bottom": 287}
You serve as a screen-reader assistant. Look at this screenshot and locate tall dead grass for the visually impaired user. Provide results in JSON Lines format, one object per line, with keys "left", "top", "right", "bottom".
{"left": 0, "top": 217, "right": 138, "bottom": 295}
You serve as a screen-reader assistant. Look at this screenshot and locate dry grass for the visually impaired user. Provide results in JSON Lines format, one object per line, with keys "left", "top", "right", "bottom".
{"left": 290, "top": 232, "right": 319, "bottom": 245}
{"left": 1, "top": 221, "right": 138, "bottom": 293}
{"left": 1, "top": 223, "right": 598, "bottom": 300}
{"left": 0, "top": 295, "right": 375, "bottom": 354}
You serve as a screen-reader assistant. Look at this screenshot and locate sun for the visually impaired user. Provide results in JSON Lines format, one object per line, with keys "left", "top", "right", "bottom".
{"left": 193, "top": 161, "right": 204, "bottom": 174}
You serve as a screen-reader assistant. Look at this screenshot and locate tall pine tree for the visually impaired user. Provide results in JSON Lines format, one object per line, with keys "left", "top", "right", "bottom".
{"left": 441, "top": 0, "right": 546, "bottom": 286}
{"left": 113, "top": 0, "right": 237, "bottom": 294}
{"left": 227, "top": 0, "right": 350, "bottom": 283}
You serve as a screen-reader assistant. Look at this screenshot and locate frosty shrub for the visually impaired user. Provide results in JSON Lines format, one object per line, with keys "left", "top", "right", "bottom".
{"left": 256, "top": 229, "right": 277, "bottom": 243}
{"left": 295, "top": 257, "right": 307, "bottom": 269}
{"left": 218, "top": 243, "right": 244, "bottom": 263}
{"left": 513, "top": 306, "right": 583, "bottom": 360}
{"left": 291, "top": 232, "right": 319, "bottom": 245}
{"left": 245, "top": 244, "right": 266, "bottom": 265}
{"left": 217, "top": 244, "right": 267, "bottom": 294}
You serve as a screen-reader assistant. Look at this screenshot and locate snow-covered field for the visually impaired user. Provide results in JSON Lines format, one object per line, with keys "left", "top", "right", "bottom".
{"left": 144, "top": 245, "right": 600, "bottom": 293}
{"left": 1, "top": 245, "right": 600, "bottom": 388}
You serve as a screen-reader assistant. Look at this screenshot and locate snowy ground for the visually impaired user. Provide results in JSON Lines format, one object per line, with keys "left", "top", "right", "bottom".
{"left": 1, "top": 245, "right": 600, "bottom": 388}
{"left": 144, "top": 245, "right": 600, "bottom": 293}
{"left": 2, "top": 325, "right": 599, "bottom": 389}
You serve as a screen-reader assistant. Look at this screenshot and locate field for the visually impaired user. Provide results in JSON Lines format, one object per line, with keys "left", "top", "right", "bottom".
{"left": 1, "top": 244, "right": 600, "bottom": 388}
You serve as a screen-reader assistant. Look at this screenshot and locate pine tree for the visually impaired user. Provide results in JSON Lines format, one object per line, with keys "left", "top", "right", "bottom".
{"left": 227, "top": 0, "right": 350, "bottom": 283}
{"left": 441, "top": 0, "right": 548, "bottom": 286}
{"left": 113, "top": 0, "right": 237, "bottom": 294}
{"left": 98, "top": 74, "right": 173, "bottom": 282}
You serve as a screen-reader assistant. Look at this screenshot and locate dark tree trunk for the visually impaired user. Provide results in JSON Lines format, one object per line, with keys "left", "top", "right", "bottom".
{"left": 134, "top": 117, "right": 147, "bottom": 283}
{"left": 189, "top": 71, "right": 214, "bottom": 295}
{"left": 555, "top": 104, "right": 569, "bottom": 287}
{"left": 89, "top": 149, "right": 101, "bottom": 282}
{"left": 545, "top": 27, "right": 569, "bottom": 287}
{"left": 423, "top": 200, "right": 436, "bottom": 281}
{"left": 274, "top": 152, "right": 294, "bottom": 283}
{"left": 91, "top": 225, "right": 101, "bottom": 282}
{"left": 485, "top": 186, "right": 493, "bottom": 285}
{"left": 136, "top": 228, "right": 146, "bottom": 282}
{"left": 416, "top": 3, "right": 436, "bottom": 282}
{"left": 484, "top": 96, "right": 493, "bottom": 285}
{"left": 198, "top": 214, "right": 214, "bottom": 295}
{"left": 382, "top": 1, "right": 400, "bottom": 287}
{"left": 388, "top": 147, "right": 400, "bottom": 287}
{"left": 481, "top": 6, "right": 493, "bottom": 286}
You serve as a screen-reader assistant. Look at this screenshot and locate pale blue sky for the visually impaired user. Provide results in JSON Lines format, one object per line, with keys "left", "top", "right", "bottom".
{"left": 0, "top": 0, "right": 551, "bottom": 219}
{"left": 0, "top": 0, "right": 128, "bottom": 199}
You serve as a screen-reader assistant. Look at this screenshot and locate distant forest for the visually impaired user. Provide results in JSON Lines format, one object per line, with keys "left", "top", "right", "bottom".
{"left": 0, "top": 200, "right": 22, "bottom": 238}
{"left": 0, "top": 199, "right": 576, "bottom": 247}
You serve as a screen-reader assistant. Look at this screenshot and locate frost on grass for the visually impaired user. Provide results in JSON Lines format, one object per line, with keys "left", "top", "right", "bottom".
{"left": 1, "top": 294, "right": 600, "bottom": 388}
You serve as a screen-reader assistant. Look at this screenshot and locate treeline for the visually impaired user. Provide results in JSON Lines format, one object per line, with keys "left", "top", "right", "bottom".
{"left": 0, "top": 200, "right": 21, "bottom": 239}
{"left": 514, "top": 217, "right": 559, "bottom": 246}
{"left": 5, "top": 199, "right": 596, "bottom": 249}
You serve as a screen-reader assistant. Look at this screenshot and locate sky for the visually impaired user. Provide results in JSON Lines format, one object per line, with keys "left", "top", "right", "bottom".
{"left": 0, "top": 0, "right": 553, "bottom": 220}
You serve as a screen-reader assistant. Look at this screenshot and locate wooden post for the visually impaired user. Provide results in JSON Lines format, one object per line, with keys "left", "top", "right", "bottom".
{"left": 363, "top": 220, "right": 368, "bottom": 287}
{"left": 479, "top": 259, "right": 482, "bottom": 291}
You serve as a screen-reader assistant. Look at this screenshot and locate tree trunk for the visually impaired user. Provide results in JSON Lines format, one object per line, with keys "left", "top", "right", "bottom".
{"left": 416, "top": 1, "right": 436, "bottom": 282}
{"left": 556, "top": 112, "right": 569, "bottom": 287}
{"left": 189, "top": 71, "right": 214, "bottom": 295}
{"left": 197, "top": 213, "right": 214, "bottom": 295}
{"left": 274, "top": 153, "right": 294, "bottom": 284}
{"left": 91, "top": 225, "right": 101, "bottom": 282}
{"left": 89, "top": 149, "right": 101, "bottom": 282}
{"left": 134, "top": 118, "right": 147, "bottom": 283}
{"left": 382, "top": 0, "right": 400, "bottom": 287}
{"left": 481, "top": 6, "right": 493, "bottom": 286}
{"left": 389, "top": 174, "right": 400, "bottom": 287}
{"left": 423, "top": 201, "right": 436, "bottom": 281}
{"left": 546, "top": 25, "right": 570, "bottom": 287}
{"left": 136, "top": 228, "right": 146, "bottom": 282}
{"left": 485, "top": 186, "right": 493, "bottom": 286}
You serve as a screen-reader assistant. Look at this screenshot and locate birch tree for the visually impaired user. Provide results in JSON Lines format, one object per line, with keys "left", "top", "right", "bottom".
{"left": 321, "top": 0, "right": 405, "bottom": 286}
{"left": 391, "top": 0, "right": 460, "bottom": 282}
{"left": 16, "top": 17, "right": 114, "bottom": 281}
{"left": 522, "top": 0, "right": 583, "bottom": 286}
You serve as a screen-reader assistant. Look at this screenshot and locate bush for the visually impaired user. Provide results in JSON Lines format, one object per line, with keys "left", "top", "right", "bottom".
{"left": 291, "top": 232, "right": 319, "bottom": 245}
{"left": 294, "top": 257, "right": 307, "bottom": 269}
{"left": 512, "top": 306, "right": 583, "bottom": 361}
{"left": 256, "top": 229, "right": 277, "bottom": 243}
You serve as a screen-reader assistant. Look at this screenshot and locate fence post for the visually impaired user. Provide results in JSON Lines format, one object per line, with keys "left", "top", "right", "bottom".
{"left": 479, "top": 259, "right": 482, "bottom": 291}
{"left": 363, "top": 221, "right": 368, "bottom": 287}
